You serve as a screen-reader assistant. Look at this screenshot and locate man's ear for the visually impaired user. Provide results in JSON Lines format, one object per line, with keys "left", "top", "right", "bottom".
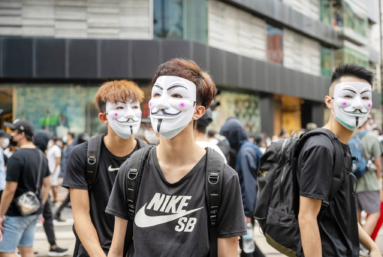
{"left": 192, "top": 106, "right": 206, "bottom": 120}
{"left": 98, "top": 113, "right": 108, "bottom": 125}
{"left": 324, "top": 96, "right": 333, "bottom": 110}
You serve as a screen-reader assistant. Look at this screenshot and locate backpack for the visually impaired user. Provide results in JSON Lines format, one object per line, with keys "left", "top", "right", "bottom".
{"left": 349, "top": 131, "right": 368, "bottom": 179}
{"left": 253, "top": 128, "right": 344, "bottom": 257}
{"left": 122, "top": 146, "right": 225, "bottom": 257}
{"left": 73, "top": 134, "right": 147, "bottom": 256}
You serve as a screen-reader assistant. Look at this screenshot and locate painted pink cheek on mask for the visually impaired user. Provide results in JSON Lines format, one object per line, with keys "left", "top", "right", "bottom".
{"left": 179, "top": 103, "right": 185, "bottom": 107}
{"left": 342, "top": 102, "right": 347, "bottom": 106}
{"left": 114, "top": 113, "right": 118, "bottom": 116}
{"left": 149, "top": 102, "right": 152, "bottom": 107}
{"left": 368, "top": 104, "right": 371, "bottom": 108}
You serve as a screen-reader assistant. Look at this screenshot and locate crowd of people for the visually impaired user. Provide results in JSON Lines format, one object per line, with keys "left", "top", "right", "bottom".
{"left": 0, "top": 60, "right": 381, "bottom": 257}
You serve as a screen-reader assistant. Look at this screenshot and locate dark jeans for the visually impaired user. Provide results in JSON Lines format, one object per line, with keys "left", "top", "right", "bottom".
{"left": 239, "top": 218, "right": 265, "bottom": 257}
{"left": 43, "top": 196, "right": 56, "bottom": 246}
{"left": 54, "top": 193, "right": 70, "bottom": 218}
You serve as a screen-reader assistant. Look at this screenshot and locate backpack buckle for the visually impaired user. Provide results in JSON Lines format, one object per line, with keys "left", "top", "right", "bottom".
{"left": 127, "top": 169, "right": 138, "bottom": 180}
{"left": 322, "top": 201, "right": 329, "bottom": 209}
{"left": 208, "top": 173, "right": 219, "bottom": 185}
{"left": 210, "top": 213, "right": 218, "bottom": 226}
{"left": 88, "top": 156, "right": 97, "bottom": 165}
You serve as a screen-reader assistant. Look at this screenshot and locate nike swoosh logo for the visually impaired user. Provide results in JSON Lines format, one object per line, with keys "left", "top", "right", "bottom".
{"left": 135, "top": 203, "right": 204, "bottom": 228}
{"left": 108, "top": 165, "right": 119, "bottom": 172}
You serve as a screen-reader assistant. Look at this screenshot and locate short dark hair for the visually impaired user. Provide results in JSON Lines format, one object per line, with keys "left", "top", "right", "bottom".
{"left": 331, "top": 65, "right": 374, "bottom": 85}
{"left": 17, "top": 129, "right": 33, "bottom": 142}
{"left": 67, "top": 132, "right": 75, "bottom": 139}
{"left": 196, "top": 124, "right": 207, "bottom": 134}
{"left": 207, "top": 130, "right": 216, "bottom": 138}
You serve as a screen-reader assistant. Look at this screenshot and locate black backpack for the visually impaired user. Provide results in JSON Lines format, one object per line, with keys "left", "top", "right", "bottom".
{"left": 122, "top": 146, "right": 225, "bottom": 257}
{"left": 253, "top": 128, "right": 344, "bottom": 257}
{"left": 73, "top": 134, "right": 147, "bottom": 256}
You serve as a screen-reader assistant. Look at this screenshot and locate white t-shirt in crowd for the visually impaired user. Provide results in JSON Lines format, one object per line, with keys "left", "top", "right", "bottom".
{"left": 47, "top": 145, "right": 61, "bottom": 174}
{"left": 196, "top": 141, "right": 227, "bottom": 164}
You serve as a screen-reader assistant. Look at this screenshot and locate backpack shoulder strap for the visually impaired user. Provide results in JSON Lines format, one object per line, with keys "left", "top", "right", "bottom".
{"left": 86, "top": 134, "right": 104, "bottom": 190}
{"left": 123, "top": 145, "right": 155, "bottom": 257}
{"left": 205, "top": 148, "right": 225, "bottom": 257}
{"left": 294, "top": 128, "right": 343, "bottom": 219}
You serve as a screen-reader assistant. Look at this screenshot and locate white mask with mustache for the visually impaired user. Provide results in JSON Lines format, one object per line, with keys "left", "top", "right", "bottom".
{"left": 332, "top": 82, "right": 372, "bottom": 130}
{"left": 106, "top": 101, "right": 142, "bottom": 139}
{"left": 149, "top": 76, "right": 197, "bottom": 139}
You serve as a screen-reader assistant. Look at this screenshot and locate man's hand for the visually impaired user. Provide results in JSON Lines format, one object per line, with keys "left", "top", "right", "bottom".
{"left": 245, "top": 216, "right": 251, "bottom": 223}
{"left": 0, "top": 215, "right": 4, "bottom": 233}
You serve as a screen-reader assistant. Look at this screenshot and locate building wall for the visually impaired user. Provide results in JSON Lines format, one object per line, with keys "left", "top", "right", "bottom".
{"left": 0, "top": 0, "right": 153, "bottom": 39}
{"left": 283, "top": 0, "right": 320, "bottom": 21}
{"left": 208, "top": 0, "right": 266, "bottom": 60}
{"left": 283, "top": 29, "right": 321, "bottom": 76}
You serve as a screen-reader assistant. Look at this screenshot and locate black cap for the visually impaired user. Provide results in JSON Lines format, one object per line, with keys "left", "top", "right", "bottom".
{"left": 197, "top": 108, "right": 213, "bottom": 128}
{"left": 4, "top": 119, "right": 34, "bottom": 137}
{"left": 0, "top": 129, "right": 7, "bottom": 138}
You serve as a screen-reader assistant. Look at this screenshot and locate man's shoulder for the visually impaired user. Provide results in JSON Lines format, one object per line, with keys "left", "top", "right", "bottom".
{"left": 302, "top": 134, "right": 335, "bottom": 152}
{"left": 70, "top": 141, "right": 88, "bottom": 156}
{"left": 222, "top": 164, "right": 239, "bottom": 186}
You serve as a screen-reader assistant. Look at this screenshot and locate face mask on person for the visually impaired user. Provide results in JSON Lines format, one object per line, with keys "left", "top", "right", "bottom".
{"left": 62, "top": 136, "right": 67, "bottom": 144}
{"left": 149, "top": 76, "right": 197, "bottom": 139}
{"left": 332, "top": 82, "right": 372, "bottom": 130}
{"left": 1, "top": 137, "right": 9, "bottom": 149}
{"left": 106, "top": 101, "right": 142, "bottom": 139}
{"left": 144, "top": 130, "right": 160, "bottom": 144}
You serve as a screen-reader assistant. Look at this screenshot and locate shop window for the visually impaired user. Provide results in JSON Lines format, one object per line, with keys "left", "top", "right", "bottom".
{"left": 321, "top": 46, "right": 332, "bottom": 78}
{"left": 266, "top": 24, "right": 283, "bottom": 64}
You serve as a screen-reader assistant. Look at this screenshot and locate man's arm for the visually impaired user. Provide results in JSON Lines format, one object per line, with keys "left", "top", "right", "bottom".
{"left": 108, "top": 217, "right": 128, "bottom": 257}
{"left": 218, "top": 237, "right": 238, "bottom": 257}
{"left": 71, "top": 188, "right": 106, "bottom": 257}
{"left": 239, "top": 150, "right": 258, "bottom": 218}
{"left": 298, "top": 196, "right": 322, "bottom": 257}
{"left": 0, "top": 181, "right": 17, "bottom": 216}
{"left": 374, "top": 156, "right": 381, "bottom": 180}
{"left": 41, "top": 176, "right": 51, "bottom": 205}
{"left": 54, "top": 156, "right": 61, "bottom": 174}
{"left": 358, "top": 223, "right": 381, "bottom": 257}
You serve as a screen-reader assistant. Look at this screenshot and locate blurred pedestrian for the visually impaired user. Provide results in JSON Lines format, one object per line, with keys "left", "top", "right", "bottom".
{"left": 0, "top": 120, "right": 51, "bottom": 256}
{"left": 47, "top": 136, "right": 61, "bottom": 205}
{"left": 253, "top": 135, "right": 266, "bottom": 153}
{"left": 220, "top": 118, "right": 265, "bottom": 257}
{"left": 0, "top": 130, "right": 6, "bottom": 201}
{"left": 208, "top": 130, "right": 219, "bottom": 144}
{"left": 34, "top": 130, "right": 69, "bottom": 256}
{"left": 279, "top": 129, "right": 288, "bottom": 139}
{"left": 354, "top": 121, "right": 382, "bottom": 237}
{"left": 194, "top": 108, "right": 227, "bottom": 162}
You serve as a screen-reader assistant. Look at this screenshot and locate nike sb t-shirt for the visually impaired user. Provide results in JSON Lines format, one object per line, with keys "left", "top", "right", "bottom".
{"left": 63, "top": 139, "right": 139, "bottom": 257}
{"left": 106, "top": 147, "right": 246, "bottom": 257}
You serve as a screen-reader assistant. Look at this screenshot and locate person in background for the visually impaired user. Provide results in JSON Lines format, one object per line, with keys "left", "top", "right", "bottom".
{"left": 194, "top": 108, "right": 227, "bottom": 163}
{"left": 47, "top": 136, "right": 61, "bottom": 205}
{"left": 142, "top": 115, "right": 160, "bottom": 145}
{"left": 0, "top": 120, "right": 51, "bottom": 256}
{"left": 253, "top": 135, "right": 266, "bottom": 154}
{"left": 34, "top": 130, "right": 69, "bottom": 256}
{"left": 354, "top": 121, "right": 382, "bottom": 237}
{"left": 220, "top": 118, "right": 265, "bottom": 257}
{"left": 208, "top": 130, "right": 219, "bottom": 144}
{"left": 248, "top": 134, "right": 256, "bottom": 144}
{"left": 306, "top": 122, "right": 318, "bottom": 132}
{"left": 54, "top": 132, "right": 77, "bottom": 222}
{"left": 0, "top": 130, "right": 6, "bottom": 201}
{"left": 279, "top": 129, "right": 288, "bottom": 139}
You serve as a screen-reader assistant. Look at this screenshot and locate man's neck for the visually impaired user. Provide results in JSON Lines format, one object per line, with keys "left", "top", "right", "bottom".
{"left": 194, "top": 130, "right": 208, "bottom": 142}
{"left": 157, "top": 124, "right": 206, "bottom": 166}
{"left": 103, "top": 130, "right": 137, "bottom": 157}
{"left": 323, "top": 116, "right": 354, "bottom": 145}
{"left": 18, "top": 139, "right": 36, "bottom": 149}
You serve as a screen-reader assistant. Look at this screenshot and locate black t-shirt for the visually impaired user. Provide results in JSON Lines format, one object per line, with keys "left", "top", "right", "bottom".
{"left": 6, "top": 148, "right": 50, "bottom": 216}
{"left": 63, "top": 140, "right": 138, "bottom": 256}
{"left": 297, "top": 134, "right": 359, "bottom": 257}
{"left": 106, "top": 147, "right": 246, "bottom": 257}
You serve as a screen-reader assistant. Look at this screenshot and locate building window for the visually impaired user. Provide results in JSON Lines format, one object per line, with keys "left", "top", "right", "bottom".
{"left": 320, "top": 0, "right": 332, "bottom": 26}
{"left": 332, "top": 0, "right": 367, "bottom": 38}
{"left": 154, "top": 0, "right": 184, "bottom": 39}
{"left": 334, "top": 47, "right": 369, "bottom": 69}
{"left": 321, "top": 46, "right": 332, "bottom": 78}
{"left": 266, "top": 24, "right": 283, "bottom": 64}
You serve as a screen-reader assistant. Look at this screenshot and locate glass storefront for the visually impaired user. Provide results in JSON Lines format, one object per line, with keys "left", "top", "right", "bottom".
{"left": 210, "top": 91, "right": 260, "bottom": 135}
{"left": 321, "top": 46, "right": 332, "bottom": 78}
{"left": 266, "top": 24, "right": 283, "bottom": 65}
{"left": 153, "top": 0, "right": 207, "bottom": 44}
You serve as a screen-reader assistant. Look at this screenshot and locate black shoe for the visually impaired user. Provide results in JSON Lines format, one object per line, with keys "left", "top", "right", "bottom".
{"left": 54, "top": 216, "right": 65, "bottom": 222}
{"left": 48, "top": 246, "right": 69, "bottom": 256}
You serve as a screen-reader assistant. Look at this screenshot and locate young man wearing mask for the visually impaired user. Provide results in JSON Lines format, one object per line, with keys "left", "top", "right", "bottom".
{"left": 107, "top": 59, "right": 246, "bottom": 257}
{"left": 0, "top": 120, "right": 51, "bottom": 256}
{"left": 297, "top": 65, "right": 381, "bottom": 257}
{"left": 63, "top": 80, "right": 145, "bottom": 257}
